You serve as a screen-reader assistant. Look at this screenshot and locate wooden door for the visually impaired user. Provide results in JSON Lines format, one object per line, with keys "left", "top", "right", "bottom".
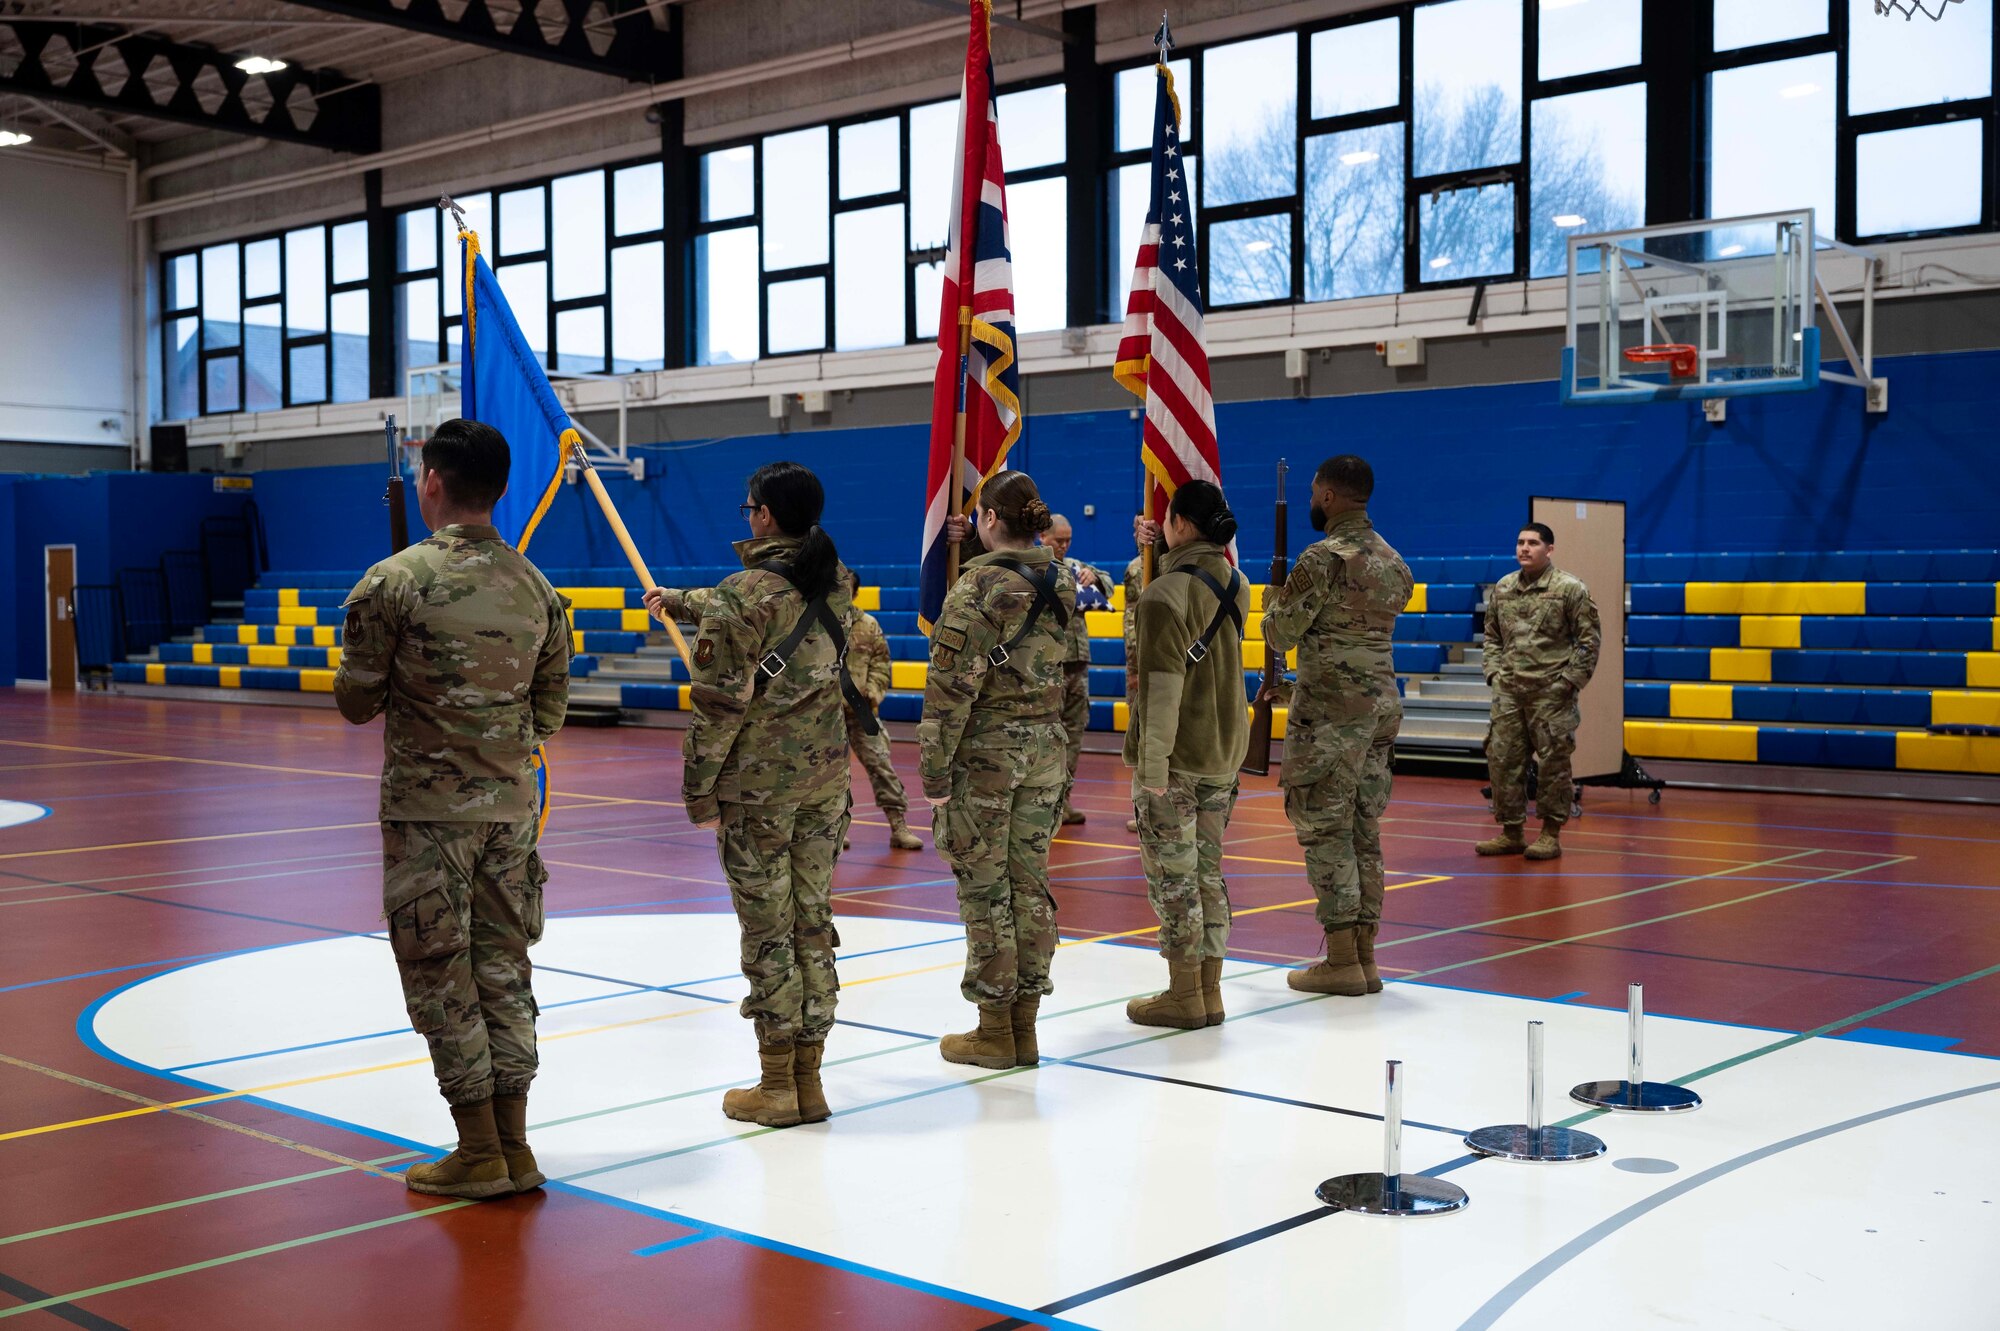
{"left": 1529, "top": 498, "right": 1626, "bottom": 782}
{"left": 46, "top": 546, "right": 77, "bottom": 694}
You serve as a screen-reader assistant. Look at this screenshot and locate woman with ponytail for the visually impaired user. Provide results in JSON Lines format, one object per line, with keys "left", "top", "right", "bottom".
{"left": 918, "top": 470, "right": 1077, "bottom": 1069}
{"left": 1123, "top": 480, "right": 1252, "bottom": 1029}
{"left": 649, "top": 460, "right": 853, "bottom": 1129}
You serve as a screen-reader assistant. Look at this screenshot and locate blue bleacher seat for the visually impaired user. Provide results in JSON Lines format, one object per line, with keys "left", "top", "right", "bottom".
{"left": 874, "top": 611, "right": 921, "bottom": 636}
{"left": 874, "top": 587, "right": 920, "bottom": 611}
{"left": 1089, "top": 666, "right": 1126, "bottom": 698}
{"left": 1087, "top": 699, "right": 1120, "bottom": 732}
{"left": 242, "top": 667, "right": 296, "bottom": 690}
{"left": 1423, "top": 584, "right": 1481, "bottom": 613}
{"left": 878, "top": 692, "right": 924, "bottom": 723}
{"left": 886, "top": 634, "right": 928, "bottom": 661}
{"left": 1630, "top": 585, "right": 1684, "bottom": 614}
{"left": 1089, "top": 639, "right": 1125, "bottom": 666}
{"left": 1624, "top": 682, "right": 1672, "bottom": 717}
{"left": 1392, "top": 644, "right": 1448, "bottom": 673}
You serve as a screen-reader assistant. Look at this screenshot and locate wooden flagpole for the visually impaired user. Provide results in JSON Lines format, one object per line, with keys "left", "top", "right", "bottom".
{"left": 566, "top": 436, "right": 694, "bottom": 673}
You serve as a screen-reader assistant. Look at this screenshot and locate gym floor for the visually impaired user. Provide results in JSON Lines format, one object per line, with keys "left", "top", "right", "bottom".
{"left": 2, "top": 693, "right": 1995, "bottom": 1329}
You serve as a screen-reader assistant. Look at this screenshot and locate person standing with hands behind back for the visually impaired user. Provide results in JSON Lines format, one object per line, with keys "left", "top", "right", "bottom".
{"left": 1124, "top": 481, "right": 1251, "bottom": 1029}
{"left": 651, "top": 461, "right": 854, "bottom": 1130}
{"left": 921, "top": 471, "right": 1076, "bottom": 1071}
{"left": 1476, "top": 523, "right": 1601, "bottom": 862}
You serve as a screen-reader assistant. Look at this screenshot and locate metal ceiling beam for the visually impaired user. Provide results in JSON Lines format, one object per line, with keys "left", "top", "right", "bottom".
{"left": 0, "top": 18, "right": 380, "bottom": 152}
{"left": 24, "top": 94, "right": 139, "bottom": 155}
{"left": 275, "top": 0, "right": 677, "bottom": 81}
{"left": 899, "top": 0, "right": 1078, "bottom": 43}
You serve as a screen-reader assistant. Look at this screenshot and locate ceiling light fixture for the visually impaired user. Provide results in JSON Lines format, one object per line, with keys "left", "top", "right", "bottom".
{"left": 0, "top": 129, "right": 32, "bottom": 148}
{"left": 235, "top": 55, "right": 289, "bottom": 76}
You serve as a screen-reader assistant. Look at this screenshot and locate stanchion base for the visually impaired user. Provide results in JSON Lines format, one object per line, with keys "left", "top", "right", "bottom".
{"left": 1464, "top": 1123, "right": 1608, "bottom": 1161}
{"left": 1316, "top": 1172, "right": 1469, "bottom": 1216}
{"left": 1569, "top": 1079, "right": 1702, "bottom": 1112}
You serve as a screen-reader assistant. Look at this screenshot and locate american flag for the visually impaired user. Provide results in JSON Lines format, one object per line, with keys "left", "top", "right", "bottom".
{"left": 1113, "top": 58, "right": 1231, "bottom": 562}
{"left": 919, "top": 0, "right": 1022, "bottom": 631}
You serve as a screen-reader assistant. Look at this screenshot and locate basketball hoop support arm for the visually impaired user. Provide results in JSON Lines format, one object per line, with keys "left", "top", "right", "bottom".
{"left": 1814, "top": 256, "right": 1887, "bottom": 414}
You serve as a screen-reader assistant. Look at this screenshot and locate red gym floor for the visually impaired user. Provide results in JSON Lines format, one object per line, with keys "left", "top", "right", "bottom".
{"left": 1, "top": 692, "right": 1996, "bottom": 1328}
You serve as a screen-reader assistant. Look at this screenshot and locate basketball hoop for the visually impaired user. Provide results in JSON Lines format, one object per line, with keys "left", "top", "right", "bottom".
{"left": 1625, "top": 344, "right": 1700, "bottom": 380}
{"left": 1874, "top": 0, "right": 1963, "bottom": 19}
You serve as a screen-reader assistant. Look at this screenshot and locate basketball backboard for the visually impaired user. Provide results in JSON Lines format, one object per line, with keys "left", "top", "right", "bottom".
{"left": 1562, "top": 210, "right": 1833, "bottom": 407}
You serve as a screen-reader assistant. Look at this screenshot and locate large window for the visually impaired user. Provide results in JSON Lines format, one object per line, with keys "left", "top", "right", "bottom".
{"left": 161, "top": 0, "right": 2000, "bottom": 417}
{"left": 160, "top": 219, "right": 369, "bottom": 419}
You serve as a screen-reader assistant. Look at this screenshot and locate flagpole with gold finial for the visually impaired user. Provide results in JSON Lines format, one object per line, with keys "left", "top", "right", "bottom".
{"left": 1140, "top": 13, "right": 1173, "bottom": 589}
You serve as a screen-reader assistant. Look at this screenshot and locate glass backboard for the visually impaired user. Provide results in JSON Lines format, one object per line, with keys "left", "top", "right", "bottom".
{"left": 1562, "top": 210, "right": 1820, "bottom": 405}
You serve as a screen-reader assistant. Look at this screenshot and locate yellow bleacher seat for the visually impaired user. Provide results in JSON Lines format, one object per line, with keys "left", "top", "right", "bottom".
{"left": 1684, "top": 582, "right": 1865, "bottom": 616}
{"left": 1404, "top": 584, "right": 1427, "bottom": 614}
{"left": 1992, "top": 617, "right": 2000, "bottom": 651}
{"left": 1739, "top": 616, "right": 1801, "bottom": 649}
{"left": 247, "top": 645, "right": 290, "bottom": 667}
{"left": 680, "top": 684, "right": 692, "bottom": 710}
{"left": 1113, "top": 701, "right": 1129, "bottom": 732}
{"left": 1931, "top": 691, "right": 2000, "bottom": 727}
{"left": 144, "top": 663, "right": 165, "bottom": 684}
{"left": 1243, "top": 611, "right": 1264, "bottom": 641}
{"left": 558, "top": 587, "right": 625, "bottom": 610}
{"left": 1242, "top": 641, "right": 1297, "bottom": 670}
{"left": 278, "top": 588, "right": 301, "bottom": 608}
{"left": 853, "top": 586, "right": 880, "bottom": 612}
{"left": 1086, "top": 610, "right": 1124, "bottom": 639}
{"left": 1624, "top": 720, "right": 1758, "bottom": 763}
{"left": 327, "top": 647, "right": 343, "bottom": 667}
{"left": 572, "top": 630, "right": 586, "bottom": 655}
{"left": 299, "top": 669, "right": 336, "bottom": 693}
{"left": 622, "top": 609, "right": 652, "bottom": 632}
{"left": 1670, "top": 683, "right": 1733, "bottom": 720}
{"left": 1709, "top": 648, "right": 1772, "bottom": 682}
{"left": 1896, "top": 732, "right": 2000, "bottom": 775}
{"left": 218, "top": 666, "right": 242, "bottom": 688}
{"left": 191, "top": 643, "right": 213, "bottom": 665}
{"left": 891, "top": 661, "right": 928, "bottom": 691}
{"left": 236, "top": 625, "right": 259, "bottom": 645}
{"left": 313, "top": 626, "right": 338, "bottom": 647}
{"left": 277, "top": 606, "right": 319, "bottom": 626}
{"left": 1968, "top": 653, "right": 2000, "bottom": 689}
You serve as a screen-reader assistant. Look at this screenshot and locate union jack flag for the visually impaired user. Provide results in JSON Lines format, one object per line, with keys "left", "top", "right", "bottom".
{"left": 919, "top": 0, "right": 1022, "bottom": 631}
{"left": 1113, "top": 58, "right": 1231, "bottom": 562}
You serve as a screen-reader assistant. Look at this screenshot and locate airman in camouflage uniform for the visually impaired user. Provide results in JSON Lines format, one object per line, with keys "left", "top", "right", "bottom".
{"left": 1045, "top": 516, "right": 1114, "bottom": 827}
{"left": 842, "top": 575, "right": 923, "bottom": 850}
{"left": 334, "top": 417, "right": 571, "bottom": 1200}
{"left": 670, "top": 477, "right": 856, "bottom": 1128}
{"left": 1124, "top": 482, "right": 1250, "bottom": 1030}
{"left": 1478, "top": 523, "right": 1602, "bottom": 861}
{"left": 1261, "top": 455, "right": 1413, "bottom": 998}
{"left": 922, "top": 472, "right": 1076, "bottom": 1071}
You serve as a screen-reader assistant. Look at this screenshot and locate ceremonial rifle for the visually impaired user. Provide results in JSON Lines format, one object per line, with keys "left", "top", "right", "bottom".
{"left": 1241, "top": 458, "right": 1287, "bottom": 776}
{"left": 384, "top": 414, "right": 409, "bottom": 555}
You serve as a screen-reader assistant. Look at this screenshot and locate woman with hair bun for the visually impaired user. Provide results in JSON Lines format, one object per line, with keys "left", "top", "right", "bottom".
{"left": 919, "top": 469, "right": 1077, "bottom": 1069}
{"left": 644, "top": 460, "right": 853, "bottom": 1129}
{"left": 1123, "top": 480, "right": 1251, "bottom": 1029}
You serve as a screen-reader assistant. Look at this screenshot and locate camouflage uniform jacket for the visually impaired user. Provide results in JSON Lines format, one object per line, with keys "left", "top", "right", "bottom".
{"left": 682, "top": 535, "right": 856, "bottom": 822}
{"left": 1123, "top": 541, "right": 1252, "bottom": 789}
{"left": 1484, "top": 565, "right": 1601, "bottom": 695}
{"left": 1060, "top": 556, "right": 1115, "bottom": 665}
{"left": 1261, "top": 511, "right": 1414, "bottom": 777}
{"left": 844, "top": 607, "right": 893, "bottom": 706}
{"left": 334, "top": 523, "right": 571, "bottom": 821}
{"left": 917, "top": 545, "right": 1077, "bottom": 800}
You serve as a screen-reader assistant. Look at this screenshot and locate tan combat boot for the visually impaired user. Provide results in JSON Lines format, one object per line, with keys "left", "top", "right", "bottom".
{"left": 940, "top": 1005, "right": 1017, "bottom": 1069}
{"left": 1061, "top": 805, "right": 1087, "bottom": 826}
{"left": 1125, "top": 816, "right": 1140, "bottom": 833}
{"left": 792, "top": 1042, "right": 831, "bottom": 1123}
{"left": 1011, "top": 997, "right": 1041, "bottom": 1066}
{"left": 1525, "top": 822, "right": 1562, "bottom": 861}
{"left": 1355, "top": 923, "right": 1384, "bottom": 994}
{"left": 1476, "top": 823, "right": 1527, "bottom": 856}
{"left": 405, "top": 1100, "right": 513, "bottom": 1199}
{"left": 1287, "top": 928, "right": 1370, "bottom": 996}
{"left": 1200, "top": 958, "right": 1225, "bottom": 1026}
{"left": 491, "top": 1092, "right": 545, "bottom": 1193}
{"left": 722, "top": 1043, "right": 802, "bottom": 1127}
{"left": 1126, "top": 960, "right": 1208, "bottom": 1029}
{"left": 886, "top": 813, "right": 923, "bottom": 851}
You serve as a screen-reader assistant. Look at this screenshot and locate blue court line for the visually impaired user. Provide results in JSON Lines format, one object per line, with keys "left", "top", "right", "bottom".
{"left": 630, "top": 1233, "right": 711, "bottom": 1258}
{"left": 1550, "top": 990, "right": 1588, "bottom": 1003}
{"left": 1832, "top": 1026, "right": 1962, "bottom": 1052}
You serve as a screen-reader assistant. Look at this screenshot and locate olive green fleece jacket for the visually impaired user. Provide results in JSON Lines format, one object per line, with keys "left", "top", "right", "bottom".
{"left": 1122, "top": 540, "right": 1251, "bottom": 789}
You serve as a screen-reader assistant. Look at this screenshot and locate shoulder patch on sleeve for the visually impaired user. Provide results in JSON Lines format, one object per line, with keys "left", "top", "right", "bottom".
{"left": 934, "top": 624, "right": 967, "bottom": 653}
{"left": 342, "top": 572, "right": 387, "bottom": 609}
{"left": 694, "top": 637, "right": 715, "bottom": 668}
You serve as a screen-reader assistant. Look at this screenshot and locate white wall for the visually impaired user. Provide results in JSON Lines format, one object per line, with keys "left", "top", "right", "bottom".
{"left": 0, "top": 155, "right": 133, "bottom": 449}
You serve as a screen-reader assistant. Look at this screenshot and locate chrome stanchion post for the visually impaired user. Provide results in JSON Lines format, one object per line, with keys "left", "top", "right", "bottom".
{"left": 1317, "top": 1061, "right": 1470, "bottom": 1216}
{"left": 1571, "top": 983, "right": 1702, "bottom": 1113}
{"left": 1466, "top": 1021, "right": 1606, "bottom": 1162}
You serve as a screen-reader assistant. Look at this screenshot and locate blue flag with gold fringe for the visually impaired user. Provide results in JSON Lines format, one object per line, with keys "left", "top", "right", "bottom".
{"left": 457, "top": 225, "right": 572, "bottom": 836}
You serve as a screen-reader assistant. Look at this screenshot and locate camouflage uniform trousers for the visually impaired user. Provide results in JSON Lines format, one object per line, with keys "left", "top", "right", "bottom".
{"left": 1282, "top": 699, "right": 1401, "bottom": 931}
{"left": 717, "top": 790, "right": 850, "bottom": 1047}
{"left": 1059, "top": 663, "right": 1090, "bottom": 811}
{"left": 1133, "top": 773, "right": 1238, "bottom": 963}
{"left": 845, "top": 705, "right": 909, "bottom": 816}
{"left": 382, "top": 818, "right": 546, "bottom": 1107}
{"left": 1487, "top": 687, "right": 1580, "bottom": 827}
{"left": 934, "top": 737, "right": 1064, "bottom": 1008}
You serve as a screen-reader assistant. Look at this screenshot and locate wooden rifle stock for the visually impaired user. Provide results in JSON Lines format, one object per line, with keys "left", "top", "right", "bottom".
{"left": 1241, "top": 458, "right": 1288, "bottom": 776}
